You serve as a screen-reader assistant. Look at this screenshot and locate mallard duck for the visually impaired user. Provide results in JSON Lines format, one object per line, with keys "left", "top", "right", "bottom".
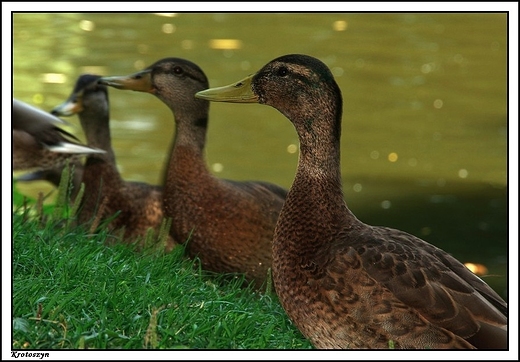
{"left": 195, "top": 54, "right": 508, "bottom": 349}
{"left": 51, "top": 75, "right": 176, "bottom": 252}
{"left": 99, "top": 58, "right": 288, "bottom": 289}
{"left": 12, "top": 98, "right": 104, "bottom": 171}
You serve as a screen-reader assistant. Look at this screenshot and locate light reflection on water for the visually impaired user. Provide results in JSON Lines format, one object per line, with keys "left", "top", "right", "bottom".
{"left": 12, "top": 13, "right": 508, "bottom": 297}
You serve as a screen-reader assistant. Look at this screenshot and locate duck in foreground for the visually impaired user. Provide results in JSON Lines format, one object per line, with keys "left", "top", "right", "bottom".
{"left": 99, "top": 58, "right": 288, "bottom": 289}
{"left": 51, "top": 75, "right": 176, "bottom": 251}
{"left": 12, "top": 98, "right": 104, "bottom": 171}
{"left": 195, "top": 54, "right": 507, "bottom": 349}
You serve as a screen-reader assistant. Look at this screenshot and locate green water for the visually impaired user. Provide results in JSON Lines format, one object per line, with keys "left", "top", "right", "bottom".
{"left": 12, "top": 13, "right": 508, "bottom": 298}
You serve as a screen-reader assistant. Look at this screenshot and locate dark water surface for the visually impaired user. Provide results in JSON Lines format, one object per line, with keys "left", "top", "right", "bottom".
{"left": 12, "top": 13, "right": 508, "bottom": 297}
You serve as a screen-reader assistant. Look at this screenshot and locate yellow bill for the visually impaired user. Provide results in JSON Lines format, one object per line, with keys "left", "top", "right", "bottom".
{"left": 195, "top": 74, "right": 258, "bottom": 103}
{"left": 99, "top": 69, "right": 153, "bottom": 93}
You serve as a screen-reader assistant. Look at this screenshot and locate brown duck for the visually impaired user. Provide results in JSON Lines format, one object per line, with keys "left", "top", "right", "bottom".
{"left": 12, "top": 98, "right": 103, "bottom": 171}
{"left": 51, "top": 75, "right": 176, "bottom": 251}
{"left": 99, "top": 58, "right": 287, "bottom": 289}
{"left": 195, "top": 54, "right": 508, "bottom": 349}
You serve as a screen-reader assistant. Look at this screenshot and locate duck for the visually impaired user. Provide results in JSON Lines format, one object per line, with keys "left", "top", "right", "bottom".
{"left": 51, "top": 75, "right": 176, "bottom": 252}
{"left": 15, "top": 160, "right": 84, "bottom": 203}
{"left": 99, "top": 58, "right": 288, "bottom": 289}
{"left": 195, "top": 54, "right": 508, "bottom": 349}
{"left": 12, "top": 98, "right": 104, "bottom": 171}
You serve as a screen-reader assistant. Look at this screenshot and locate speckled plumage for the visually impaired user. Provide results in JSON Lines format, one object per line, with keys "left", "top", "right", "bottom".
{"left": 196, "top": 54, "right": 508, "bottom": 349}
{"left": 51, "top": 75, "right": 175, "bottom": 251}
{"left": 100, "top": 58, "right": 287, "bottom": 289}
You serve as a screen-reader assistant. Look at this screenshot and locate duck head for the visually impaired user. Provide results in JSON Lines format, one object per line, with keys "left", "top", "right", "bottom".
{"left": 196, "top": 54, "right": 343, "bottom": 147}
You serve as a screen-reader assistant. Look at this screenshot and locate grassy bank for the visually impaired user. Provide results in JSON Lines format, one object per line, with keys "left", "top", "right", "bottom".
{"left": 11, "top": 183, "right": 312, "bottom": 350}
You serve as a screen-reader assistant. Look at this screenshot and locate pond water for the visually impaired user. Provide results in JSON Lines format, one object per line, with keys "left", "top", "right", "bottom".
{"left": 12, "top": 13, "right": 508, "bottom": 297}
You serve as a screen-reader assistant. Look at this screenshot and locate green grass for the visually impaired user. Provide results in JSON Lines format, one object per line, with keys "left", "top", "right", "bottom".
{"left": 11, "top": 182, "right": 312, "bottom": 350}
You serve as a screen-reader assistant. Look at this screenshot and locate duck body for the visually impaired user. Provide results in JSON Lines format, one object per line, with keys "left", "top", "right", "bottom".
{"left": 100, "top": 58, "right": 287, "bottom": 289}
{"left": 275, "top": 183, "right": 506, "bottom": 348}
{"left": 166, "top": 143, "right": 285, "bottom": 285}
{"left": 12, "top": 98, "right": 104, "bottom": 171}
{"left": 195, "top": 54, "right": 507, "bottom": 348}
{"left": 52, "top": 75, "right": 175, "bottom": 251}
{"left": 78, "top": 154, "right": 165, "bottom": 241}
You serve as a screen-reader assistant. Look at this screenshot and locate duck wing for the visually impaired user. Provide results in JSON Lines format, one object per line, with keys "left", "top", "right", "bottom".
{"left": 319, "top": 224, "right": 507, "bottom": 348}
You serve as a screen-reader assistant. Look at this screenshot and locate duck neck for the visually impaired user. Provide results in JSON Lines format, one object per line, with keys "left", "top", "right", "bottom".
{"left": 171, "top": 109, "right": 208, "bottom": 152}
{"left": 293, "top": 108, "right": 343, "bottom": 195}
{"left": 79, "top": 109, "right": 116, "bottom": 164}
{"left": 164, "top": 109, "right": 210, "bottom": 191}
{"left": 295, "top": 133, "right": 345, "bottom": 208}
{"left": 277, "top": 112, "right": 359, "bottom": 252}
{"left": 277, "top": 145, "right": 357, "bottom": 263}
{"left": 160, "top": 93, "right": 209, "bottom": 150}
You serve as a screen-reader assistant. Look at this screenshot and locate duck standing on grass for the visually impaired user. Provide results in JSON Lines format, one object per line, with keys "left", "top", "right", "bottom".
{"left": 195, "top": 54, "right": 507, "bottom": 349}
{"left": 99, "top": 58, "right": 288, "bottom": 290}
{"left": 52, "top": 75, "right": 176, "bottom": 252}
{"left": 12, "top": 98, "right": 104, "bottom": 171}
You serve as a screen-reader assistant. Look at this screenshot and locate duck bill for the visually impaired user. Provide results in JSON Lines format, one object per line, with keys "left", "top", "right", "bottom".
{"left": 195, "top": 74, "right": 258, "bottom": 103}
{"left": 99, "top": 70, "right": 154, "bottom": 93}
{"left": 51, "top": 95, "right": 83, "bottom": 117}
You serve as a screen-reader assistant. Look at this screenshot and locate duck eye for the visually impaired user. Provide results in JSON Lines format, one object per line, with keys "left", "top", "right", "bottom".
{"left": 173, "top": 66, "right": 184, "bottom": 75}
{"left": 277, "top": 66, "right": 289, "bottom": 77}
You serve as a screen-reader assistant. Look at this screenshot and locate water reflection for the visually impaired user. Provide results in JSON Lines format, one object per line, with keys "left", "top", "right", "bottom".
{"left": 209, "top": 39, "right": 243, "bottom": 50}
